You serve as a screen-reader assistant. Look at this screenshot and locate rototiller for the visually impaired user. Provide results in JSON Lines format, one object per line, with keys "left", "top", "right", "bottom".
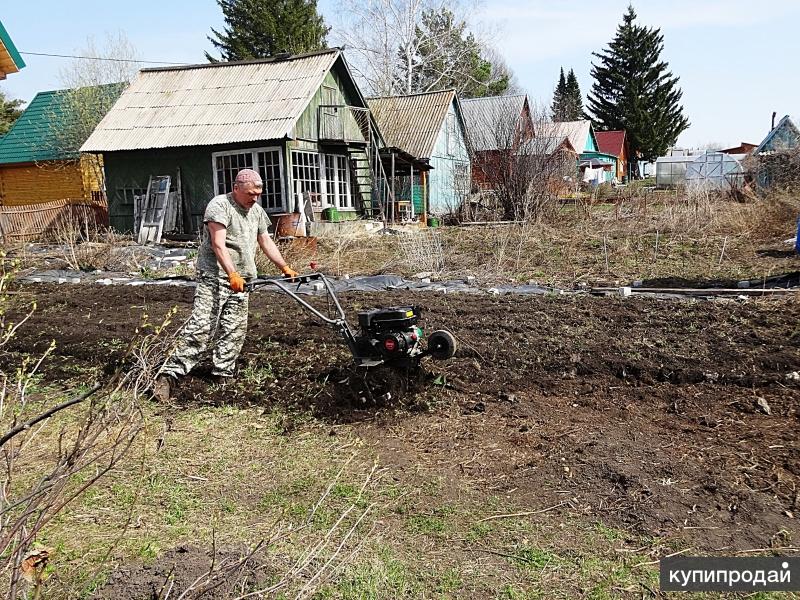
{"left": 246, "top": 273, "right": 456, "bottom": 368}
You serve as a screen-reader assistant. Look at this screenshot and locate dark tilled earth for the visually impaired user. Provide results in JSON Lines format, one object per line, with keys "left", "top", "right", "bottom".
{"left": 3, "top": 283, "right": 800, "bottom": 556}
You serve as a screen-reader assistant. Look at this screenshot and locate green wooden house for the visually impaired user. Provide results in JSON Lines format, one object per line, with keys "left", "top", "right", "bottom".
{"left": 82, "top": 49, "right": 387, "bottom": 233}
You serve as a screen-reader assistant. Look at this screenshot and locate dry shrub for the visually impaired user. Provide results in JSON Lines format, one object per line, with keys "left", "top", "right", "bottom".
{"left": 0, "top": 259, "right": 175, "bottom": 596}
{"left": 50, "top": 206, "right": 133, "bottom": 272}
{"left": 711, "top": 192, "right": 800, "bottom": 240}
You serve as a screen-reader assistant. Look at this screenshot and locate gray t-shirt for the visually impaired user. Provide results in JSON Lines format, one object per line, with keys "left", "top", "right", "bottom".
{"left": 196, "top": 193, "right": 270, "bottom": 279}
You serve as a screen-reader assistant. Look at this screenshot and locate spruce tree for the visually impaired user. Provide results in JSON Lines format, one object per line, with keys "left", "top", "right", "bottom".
{"left": 586, "top": 4, "right": 689, "bottom": 171}
{"left": 0, "top": 91, "right": 24, "bottom": 135}
{"left": 206, "top": 0, "right": 329, "bottom": 62}
{"left": 551, "top": 68, "right": 568, "bottom": 121}
{"left": 399, "top": 8, "right": 509, "bottom": 98}
{"left": 565, "top": 69, "right": 583, "bottom": 121}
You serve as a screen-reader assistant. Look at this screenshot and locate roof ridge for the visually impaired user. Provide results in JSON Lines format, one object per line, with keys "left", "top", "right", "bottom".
{"left": 26, "top": 82, "right": 126, "bottom": 98}
{"left": 460, "top": 94, "right": 527, "bottom": 103}
{"left": 367, "top": 88, "right": 456, "bottom": 101}
{"left": 141, "top": 48, "right": 340, "bottom": 73}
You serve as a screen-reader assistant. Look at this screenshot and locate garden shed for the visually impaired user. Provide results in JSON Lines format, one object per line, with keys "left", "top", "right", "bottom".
{"left": 0, "top": 85, "right": 121, "bottom": 206}
{"left": 368, "top": 89, "right": 469, "bottom": 217}
{"left": 460, "top": 94, "right": 533, "bottom": 192}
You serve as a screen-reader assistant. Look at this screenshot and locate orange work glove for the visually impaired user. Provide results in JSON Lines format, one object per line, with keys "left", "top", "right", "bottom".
{"left": 281, "top": 265, "right": 299, "bottom": 279}
{"left": 228, "top": 271, "right": 246, "bottom": 293}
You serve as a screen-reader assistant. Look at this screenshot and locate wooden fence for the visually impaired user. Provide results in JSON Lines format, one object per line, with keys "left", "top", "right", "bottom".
{"left": 0, "top": 197, "right": 109, "bottom": 243}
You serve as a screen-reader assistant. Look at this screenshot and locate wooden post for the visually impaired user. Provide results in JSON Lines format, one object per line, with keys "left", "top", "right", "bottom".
{"left": 410, "top": 163, "right": 415, "bottom": 220}
{"left": 391, "top": 151, "right": 396, "bottom": 224}
{"left": 423, "top": 171, "right": 428, "bottom": 225}
{"left": 654, "top": 230, "right": 660, "bottom": 262}
{"left": 718, "top": 236, "right": 728, "bottom": 267}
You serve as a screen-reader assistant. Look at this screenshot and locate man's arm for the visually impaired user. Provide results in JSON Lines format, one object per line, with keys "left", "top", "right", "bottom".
{"left": 257, "top": 232, "right": 289, "bottom": 270}
{"left": 208, "top": 221, "right": 237, "bottom": 276}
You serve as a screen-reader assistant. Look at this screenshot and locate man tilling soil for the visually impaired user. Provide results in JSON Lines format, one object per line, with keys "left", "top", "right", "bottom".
{"left": 154, "top": 169, "right": 298, "bottom": 401}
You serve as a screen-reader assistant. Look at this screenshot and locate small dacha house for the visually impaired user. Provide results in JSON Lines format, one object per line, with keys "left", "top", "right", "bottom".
{"left": 0, "top": 85, "right": 121, "bottom": 206}
{"left": 368, "top": 90, "right": 470, "bottom": 217}
{"left": 595, "top": 130, "right": 628, "bottom": 181}
{"left": 82, "top": 49, "right": 388, "bottom": 233}
{"left": 750, "top": 115, "right": 800, "bottom": 189}
{"left": 460, "top": 95, "right": 534, "bottom": 192}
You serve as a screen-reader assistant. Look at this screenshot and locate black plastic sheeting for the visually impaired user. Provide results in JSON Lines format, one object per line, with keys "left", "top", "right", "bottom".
{"left": 20, "top": 270, "right": 556, "bottom": 296}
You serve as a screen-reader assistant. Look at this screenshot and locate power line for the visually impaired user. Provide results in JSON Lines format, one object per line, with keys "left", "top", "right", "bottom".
{"left": 20, "top": 51, "right": 190, "bottom": 65}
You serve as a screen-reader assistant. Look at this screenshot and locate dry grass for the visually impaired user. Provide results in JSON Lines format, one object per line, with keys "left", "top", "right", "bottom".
{"left": 9, "top": 192, "right": 800, "bottom": 289}
{"left": 427, "top": 192, "right": 800, "bottom": 287}
{"left": 255, "top": 192, "right": 800, "bottom": 288}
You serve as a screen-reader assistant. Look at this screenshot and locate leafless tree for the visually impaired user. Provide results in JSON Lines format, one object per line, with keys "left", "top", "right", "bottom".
{"left": 45, "top": 32, "right": 141, "bottom": 194}
{"left": 333, "top": 0, "right": 504, "bottom": 97}
{"left": 463, "top": 102, "right": 576, "bottom": 222}
{"left": 0, "top": 257, "right": 175, "bottom": 597}
{"left": 748, "top": 148, "right": 800, "bottom": 193}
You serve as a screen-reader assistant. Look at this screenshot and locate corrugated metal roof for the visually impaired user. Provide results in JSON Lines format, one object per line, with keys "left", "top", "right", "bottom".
{"left": 460, "top": 95, "right": 527, "bottom": 151}
{"left": 0, "top": 83, "right": 123, "bottom": 164}
{"left": 367, "top": 90, "right": 456, "bottom": 159}
{"left": 536, "top": 120, "right": 593, "bottom": 154}
{"left": 520, "top": 135, "right": 576, "bottom": 156}
{"left": 82, "top": 49, "right": 341, "bottom": 152}
{"left": 595, "top": 130, "right": 626, "bottom": 157}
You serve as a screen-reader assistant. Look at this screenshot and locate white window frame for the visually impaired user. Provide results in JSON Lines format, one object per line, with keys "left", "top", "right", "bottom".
{"left": 446, "top": 113, "right": 456, "bottom": 156}
{"left": 290, "top": 150, "right": 355, "bottom": 211}
{"left": 322, "top": 153, "right": 353, "bottom": 210}
{"left": 211, "top": 146, "right": 286, "bottom": 212}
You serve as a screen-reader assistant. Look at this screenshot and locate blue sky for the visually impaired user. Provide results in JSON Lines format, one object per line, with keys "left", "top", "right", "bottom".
{"left": 2, "top": 0, "right": 798, "bottom": 148}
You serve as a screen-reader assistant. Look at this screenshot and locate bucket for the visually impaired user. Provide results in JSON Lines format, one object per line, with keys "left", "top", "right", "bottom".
{"left": 321, "top": 206, "right": 341, "bottom": 222}
{"left": 427, "top": 216, "right": 440, "bottom": 228}
{"left": 276, "top": 212, "right": 305, "bottom": 237}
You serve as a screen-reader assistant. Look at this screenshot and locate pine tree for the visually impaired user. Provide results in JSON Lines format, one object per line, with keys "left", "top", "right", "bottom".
{"left": 551, "top": 68, "right": 568, "bottom": 121}
{"left": 565, "top": 69, "right": 583, "bottom": 121}
{"left": 586, "top": 4, "right": 689, "bottom": 172}
{"left": 206, "top": 0, "right": 329, "bottom": 62}
{"left": 0, "top": 91, "right": 24, "bottom": 135}
{"left": 399, "top": 8, "right": 509, "bottom": 98}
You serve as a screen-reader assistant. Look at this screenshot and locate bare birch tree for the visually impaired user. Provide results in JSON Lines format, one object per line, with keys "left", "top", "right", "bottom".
{"left": 48, "top": 32, "right": 141, "bottom": 194}
{"left": 332, "top": 0, "right": 509, "bottom": 97}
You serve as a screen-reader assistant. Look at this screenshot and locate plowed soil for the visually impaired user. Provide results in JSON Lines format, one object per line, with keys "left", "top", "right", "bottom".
{"left": 3, "top": 283, "right": 800, "bottom": 554}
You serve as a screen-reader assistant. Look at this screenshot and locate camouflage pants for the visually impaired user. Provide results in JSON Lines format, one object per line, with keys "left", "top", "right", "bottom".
{"left": 160, "top": 274, "right": 249, "bottom": 378}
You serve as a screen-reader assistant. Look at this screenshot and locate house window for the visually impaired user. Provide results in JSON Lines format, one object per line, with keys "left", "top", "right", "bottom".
{"left": 291, "top": 150, "right": 322, "bottom": 209}
{"left": 324, "top": 154, "right": 352, "bottom": 209}
{"left": 453, "top": 162, "right": 469, "bottom": 198}
{"left": 256, "top": 150, "right": 283, "bottom": 210}
{"left": 446, "top": 114, "right": 456, "bottom": 156}
{"left": 291, "top": 151, "right": 353, "bottom": 210}
{"left": 212, "top": 148, "right": 285, "bottom": 211}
